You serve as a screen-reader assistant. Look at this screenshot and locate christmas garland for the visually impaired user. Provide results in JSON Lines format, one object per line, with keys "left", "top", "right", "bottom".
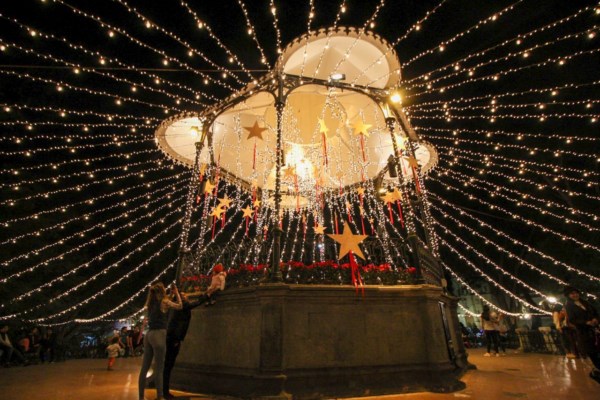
{"left": 180, "top": 261, "right": 417, "bottom": 291}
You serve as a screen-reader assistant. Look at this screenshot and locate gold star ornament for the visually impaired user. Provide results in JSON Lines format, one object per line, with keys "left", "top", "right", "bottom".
{"left": 203, "top": 180, "right": 215, "bottom": 195}
{"left": 353, "top": 120, "right": 372, "bottom": 137}
{"left": 314, "top": 224, "right": 326, "bottom": 235}
{"left": 241, "top": 206, "right": 254, "bottom": 218}
{"left": 327, "top": 222, "right": 369, "bottom": 260}
{"left": 244, "top": 121, "right": 268, "bottom": 140}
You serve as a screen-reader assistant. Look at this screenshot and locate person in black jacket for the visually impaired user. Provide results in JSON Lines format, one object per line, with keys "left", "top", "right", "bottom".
{"left": 163, "top": 292, "right": 204, "bottom": 399}
{"left": 563, "top": 286, "right": 600, "bottom": 384}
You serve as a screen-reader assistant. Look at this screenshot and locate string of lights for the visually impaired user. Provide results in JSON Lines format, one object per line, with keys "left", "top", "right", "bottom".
{"left": 1, "top": 171, "right": 187, "bottom": 227}
{"left": 430, "top": 202, "right": 600, "bottom": 291}
{"left": 0, "top": 13, "right": 208, "bottom": 102}
{"left": 428, "top": 176, "right": 600, "bottom": 252}
{"left": 430, "top": 194, "right": 600, "bottom": 283}
{"left": 236, "top": 0, "right": 269, "bottom": 66}
{"left": 401, "top": 4, "right": 595, "bottom": 85}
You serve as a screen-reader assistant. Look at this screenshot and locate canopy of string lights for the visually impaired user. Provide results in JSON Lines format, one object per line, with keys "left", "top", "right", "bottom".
{"left": 0, "top": 0, "right": 598, "bottom": 325}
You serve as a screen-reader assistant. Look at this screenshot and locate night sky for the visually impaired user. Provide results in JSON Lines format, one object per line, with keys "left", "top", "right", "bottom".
{"left": 0, "top": 0, "right": 599, "bottom": 324}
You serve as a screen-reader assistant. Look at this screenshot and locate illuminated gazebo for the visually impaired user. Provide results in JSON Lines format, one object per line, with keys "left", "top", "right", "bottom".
{"left": 155, "top": 27, "right": 468, "bottom": 398}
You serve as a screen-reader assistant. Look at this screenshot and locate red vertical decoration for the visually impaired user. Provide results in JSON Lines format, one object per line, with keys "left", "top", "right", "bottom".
{"left": 252, "top": 141, "right": 257, "bottom": 170}
{"left": 396, "top": 201, "right": 405, "bottom": 228}
{"left": 348, "top": 251, "right": 365, "bottom": 297}
{"left": 322, "top": 132, "right": 328, "bottom": 166}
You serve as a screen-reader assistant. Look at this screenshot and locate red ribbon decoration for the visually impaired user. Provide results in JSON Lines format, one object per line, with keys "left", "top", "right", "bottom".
{"left": 322, "top": 132, "right": 328, "bottom": 166}
{"left": 396, "top": 201, "right": 405, "bottom": 228}
{"left": 348, "top": 250, "right": 365, "bottom": 297}
{"left": 360, "top": 135, "right": 366, "bottom": 162}
{"left": 252, "top": 141, "right": 257, "bottom": 170}
{"left": 245, "top": 216, "right": 249, "bottom": 236}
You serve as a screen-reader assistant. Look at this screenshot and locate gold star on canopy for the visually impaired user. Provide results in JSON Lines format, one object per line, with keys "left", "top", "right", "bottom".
{"left": 405, "top": 156, "right": 419, "bottom": 169}
{"left": 356, "top": 187, "right": 365, "bottom": 196}
{"left": 283, "top": 165, "right": 296, "bottom": 179}
{"left": 353, "top": 120, "right": 372, "bottom": 137}
{"left": 241, "top": 206, "right": 254, "bottom": 218}
{"left": 244, "top": 121, "right": 267, "bottom": 140}
{"left": 327, "top": 222, "right": 369, "bottom": 260}
{"left": 199, "top": 163, "right": 207, "bottom": 176}
{"left": 210, "top": 205, "right": 226, "bottom": 218}
{"left": 391, "top": 188, "right": 403, "bottom": 201}
{"left": 253, "top": 199, "right": 261, "bottom": 208}
{"left": 203, "top": 180, "right": 215, "bottom": 194}
{"left": 318, "top": 118, "right": 329, "bottom": 135}
{"left": 314, "top": 224, "right": 326, "bottom": 235}
{"left": 381, "top": 191, "right": 395, "bottom": 204}
{"left": 217, "top": 195, "right": 232, "bottom": 208}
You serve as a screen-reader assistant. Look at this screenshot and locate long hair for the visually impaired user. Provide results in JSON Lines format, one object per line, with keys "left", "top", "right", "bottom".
{"left": 144, "top": 281, "right": 166, "bottom": 310}
{"left": 481, "top": 305, "right": 490, "bottom": 321}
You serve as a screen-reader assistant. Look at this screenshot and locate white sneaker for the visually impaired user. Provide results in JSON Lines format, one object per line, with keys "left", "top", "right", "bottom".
{"left": 484, "top": 352, "right": 492, "bottom": 357}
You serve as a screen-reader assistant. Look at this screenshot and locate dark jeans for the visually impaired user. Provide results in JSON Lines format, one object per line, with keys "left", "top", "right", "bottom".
{"left": 138, "top": 329, "right": 166, "bottom": 400}
{"left": 576, "top": 325, "right": 600, "bottom": 370}
{"left": 163, "top": 337, "right": 182, "bottom": 396}
{"left": 485, "top": 330, "right": 500, "bottom": 353}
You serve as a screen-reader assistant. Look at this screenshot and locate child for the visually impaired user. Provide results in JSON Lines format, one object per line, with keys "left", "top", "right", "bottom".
{"left": 106, "top": 337, "right": 120, "bottom": 371}
{"left": 205, "top": 264, "right": 227, "bottom": 306}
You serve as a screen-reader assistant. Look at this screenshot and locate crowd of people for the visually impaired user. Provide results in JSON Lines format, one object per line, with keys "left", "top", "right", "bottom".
{"left": 0, "top": 325, "right": 57, "bottom": 366}
{"left": 476, "top": 286, "right": 600, "bottom": 385}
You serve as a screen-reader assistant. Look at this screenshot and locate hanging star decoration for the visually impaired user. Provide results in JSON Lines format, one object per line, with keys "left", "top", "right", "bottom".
{"left": 356, "top": 187, "right": 365, "bottom": 196}
{"left": 314, "top": 224, "right": 326, "bottom": 235}
{"left": 203, "top": 180, "right": 215, "bottom": 195}
{"left": 210, "top": 205, "right": 226, "bottom": 218}
{"left": 253, "top": 199, "right": 261, "bottom": 208}
{"left": 381, "top": 191, "right": 395, "bottom": 204}
{"left": 353, "top": 119, "right": 372, "bottom": 137}
{"left": 318, "top": 118, "right": 329, "bottom": 135}
{"left": 391, "top": 187, "right": 403, "bottom": 201}
{"left": 241, "top": 206, "right": 254, "bottom": 218}
{"left": 244, "top": 121, "right": 268, "bottom": 140}
{"left": 405, "top": 156, "right": 419, "bottom": 169}
{"left": 217, "top": 195, "right": 232, "bottom": 208}
{"left": 327, "top": 221, "right": 369, "bottom": 260}
{"left": 283, "top": 165, "right": 296, "bottom": 179}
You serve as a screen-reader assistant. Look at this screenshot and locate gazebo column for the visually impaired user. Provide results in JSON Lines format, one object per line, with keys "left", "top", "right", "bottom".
{"left": 269, "top": 75, "right": 285, "bottom": 283}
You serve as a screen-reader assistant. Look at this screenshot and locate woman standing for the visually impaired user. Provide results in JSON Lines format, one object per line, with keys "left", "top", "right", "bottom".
{"left": 481, "top": 305, "right": 500, "bottom": 357}
{"left": 138, "top": 282, "right": 182, "bottom": 400}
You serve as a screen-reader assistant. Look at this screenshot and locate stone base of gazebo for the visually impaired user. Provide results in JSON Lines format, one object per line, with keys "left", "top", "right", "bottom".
{"left": 171, "top": 284, "right": 470, "bottom": 399}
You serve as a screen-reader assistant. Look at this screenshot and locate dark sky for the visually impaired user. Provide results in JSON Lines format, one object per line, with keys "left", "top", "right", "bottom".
{"left": 0, "top": 0, "right": 599, "bottom": 323}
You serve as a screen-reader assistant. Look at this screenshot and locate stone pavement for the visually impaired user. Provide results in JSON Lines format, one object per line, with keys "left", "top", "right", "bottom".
{"left": 0, "top": 348, "right": 597, "bottom": 399}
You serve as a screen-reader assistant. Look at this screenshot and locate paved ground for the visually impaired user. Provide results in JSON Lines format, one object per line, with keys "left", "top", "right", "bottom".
{"left": 0, "top": 348, "right": 598, "bottom": 399}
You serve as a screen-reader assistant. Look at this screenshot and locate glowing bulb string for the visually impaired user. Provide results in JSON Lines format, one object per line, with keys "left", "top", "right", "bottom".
{"left": 419, "top": 127, "right": 599, "bottom": 161}
{"left": 0, "top": 177, "right": 182, "bottom": 247}
{"left": 269, "top": 0, "right": 283, "bottom": 56}
{"left": 1, "top": 164, "right": 174, "bottom": 206}
{"left": 6, "top": 200, "right": 186, "bottom": 308}
{"left": 330, "top": 0, "right": 386, "bottom": 77}
{"left": 446, "top": 265, "right": 544, "bottom": 317}
{"left": 1, "top": 39, "right": 201, "bottom": 106}
{"left": 414, "top": 124, "right": 600, "bottom": 143}
{"left": 2, "top": 148, "right": 159, "bottom": 176}
{"left": 404, "top": 27, "right": 595, "bottom": 91}
{"left": 411, "top": 110, "right": 599, "bottom": 122}
{"left": 23, "top": 222, "right": 183, "bottom": 323}
{"left": 401, "top": 4, "right": 595, "bottom": 86}
{"left": 403, "top": 1, "right": 524, "bottom": 68}
{"left": 112, "top": 0, "right": 246, "bottom": 85}
{"left": 0, "top": 13, "right": 210, "bottom": 100}
{"left": 430, "top": 194, "right": 600, "bottom": 283}
{"left": 0, "top": 184, "right": 186, "bottom": 269}
{"left": 435, "top": 216, "right": 570, "bottom": 302}
{"left": 406, "top": 47, "right": 600, "bottom": 99}
{"left": 0, "top": 69, "right": 183, "bottom": 114}
{"left": 0, "top": 135, "right": 152, "bottom": 156}
{"left": 236, "top": 0, "right": 269, "bottom": 66}
{"left": 407, "top": 79, "right": 600, "bottom": 110}
{"left": 53, "top": 0, "right": 238, "bottom": 91}
{"left": 428, "top": 176, "right": 600, "bottom": 253}
{"left": 0, "top": 102, "right": 163, "bottom": 123}
{"left": 430, "top": 203, "right": 600, "bottom": 292}
{"left": 439, "top": 238, "right": 552, "bottom": 315}
{"left": 1, "top": 171, "right": 187, "bottom": 226}
{"left": 1, "top": 158, "right": 165, "bottom": 189}
{"left": 438, "top": 168, "right": 598, "bottom": 221}
{"left": 436, "top": 153, "right": 600, "bottom": 202}
{"left": 436, "top": 145, "right": 598, "bottom": 185}
{"left": 178, "top": 0, "right": 256, "bottom": 80}
{"left": 298, "top": 0, "right": 316, "bottom": 79}
{"left": 311, "top": 0, "right": 347, "bottom": 80}
{"left": 351, "top": 0, "right": 449, "bottom": 86}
